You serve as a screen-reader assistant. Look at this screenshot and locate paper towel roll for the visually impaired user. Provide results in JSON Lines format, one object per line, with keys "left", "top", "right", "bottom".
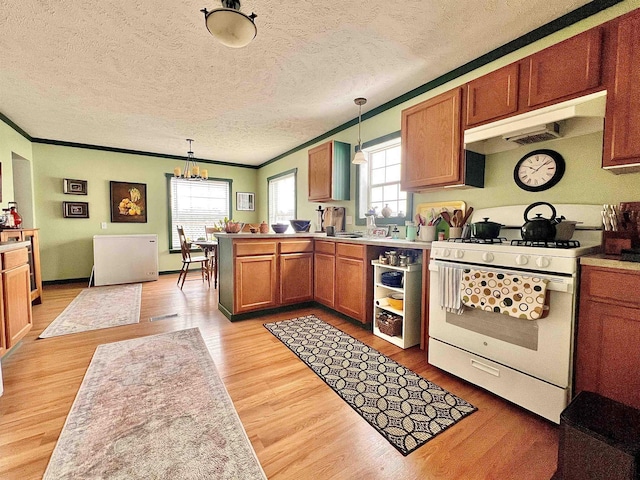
{"left": 375, "top": 298, "right": 389, "bottom": 306}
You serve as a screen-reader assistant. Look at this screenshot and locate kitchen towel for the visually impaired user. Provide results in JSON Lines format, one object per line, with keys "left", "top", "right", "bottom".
{"left": 460, "top": 269, "right": 548, "bottom": 320}
{"left": 439, "top": 265, "right": 465, "bottom": 314}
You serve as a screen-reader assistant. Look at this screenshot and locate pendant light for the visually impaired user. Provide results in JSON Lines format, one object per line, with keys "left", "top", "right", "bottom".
{"left": 201, "top": 1, "right": 258, "bottom": 49}
{"left": 174, "top": 139, "right": 208, "bottom": 180}
{"left": 353, "top": 97, "right": 367, "bottom": 165}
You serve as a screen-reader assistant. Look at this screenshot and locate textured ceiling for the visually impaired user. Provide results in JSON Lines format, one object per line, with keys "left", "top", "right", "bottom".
{"left": 0, "top": 0, "right": 595, "bottom": 166}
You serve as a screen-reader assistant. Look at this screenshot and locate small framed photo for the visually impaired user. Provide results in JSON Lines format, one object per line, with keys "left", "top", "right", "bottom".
{"left": 237, "top": 192, "right": 255, "bottom": 211}
{"left": 63, "top": 178, "right": 88, "bottom": 195}
{"left": 63, "top": 201, "right": 89, "bottom": 219}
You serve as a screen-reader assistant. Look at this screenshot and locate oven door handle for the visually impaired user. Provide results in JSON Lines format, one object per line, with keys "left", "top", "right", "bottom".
{"left": 429, "top": 261, "right": 574, "bottom": 292}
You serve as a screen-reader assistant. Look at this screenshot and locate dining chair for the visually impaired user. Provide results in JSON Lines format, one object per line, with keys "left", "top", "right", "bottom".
{"left": 176, "top": 226, "right": 210, "bottom": 289}
{"left": 204, "top": 226, "right": 219, "bottom": 289}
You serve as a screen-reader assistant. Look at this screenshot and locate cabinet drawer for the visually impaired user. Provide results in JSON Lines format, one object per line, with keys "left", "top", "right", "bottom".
{"left": 234, "top": 241, "right": 277, "bottom": 257}
{"left": 336, "top": 242, "right": 364, "bottom": 259}
{"left": 0, "top": 230, "right": 24, "bottom": 242}
{"left": 583, "top": 267, "right": 640, "bottom": 308}
{"left": 279, "top": 240, "right": 313, "bottom": 254}
{"left": 315, "top": 240, "right": 335, "bottom": 255}
{"left": 2, "top": 248, "right": 28, "bottom": 270}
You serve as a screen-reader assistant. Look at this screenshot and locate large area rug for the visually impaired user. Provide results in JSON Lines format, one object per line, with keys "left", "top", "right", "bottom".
{"left": 43, "top": 328, "right": 266, "bottom": 479}
{"left": 39, "top": 283, "right": 142, "bottom": 338}
{"left": 264, "top": 315, "right": 477, "bottom": 456}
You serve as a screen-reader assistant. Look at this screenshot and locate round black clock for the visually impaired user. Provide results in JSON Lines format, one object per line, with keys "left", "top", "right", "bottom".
{"left": 514, "top": 149, "right": 566, "bottom": 192}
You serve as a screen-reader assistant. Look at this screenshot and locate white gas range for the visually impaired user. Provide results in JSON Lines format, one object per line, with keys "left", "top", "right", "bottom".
{"left": 428, "top": 204, "right": 602, "bottom": 423}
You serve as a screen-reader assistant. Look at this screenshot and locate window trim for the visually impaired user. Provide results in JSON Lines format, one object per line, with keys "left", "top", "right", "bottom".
{"left": 166, "top": 173, "right": 233, "bottom": 253}
{"left": 354, "top": 131, "right": 412, "bottom": 226}
{"left": 267, "top": 168, "right": 298, "bottom": 225}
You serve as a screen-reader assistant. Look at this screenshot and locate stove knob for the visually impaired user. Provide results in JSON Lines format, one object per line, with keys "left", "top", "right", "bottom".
{"left": 442, "top": 248, "right": 451, "bottom": 257}
{"left": 515, "top": 254, "right": 529, "bottom": 266}
{"left": 536, "top": 256, "right": 551, "bottom": 268}
{"left": 454, "top": 250, "right": 464, "bottom": 259}
{"left": 481, "top": 252, "right": 494, "bottom": 262}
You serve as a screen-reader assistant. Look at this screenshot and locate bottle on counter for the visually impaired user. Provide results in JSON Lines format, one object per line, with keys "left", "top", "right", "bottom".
{"left": 392, "top": 226, "right": 399, "bottom": 240}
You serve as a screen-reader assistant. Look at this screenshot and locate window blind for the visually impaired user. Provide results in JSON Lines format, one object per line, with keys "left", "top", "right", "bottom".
{"left": 169, "top": 177, "right": 231, "bottom": 250}
{"left": 268, "top": 171, "right": 296, "bottom": 230}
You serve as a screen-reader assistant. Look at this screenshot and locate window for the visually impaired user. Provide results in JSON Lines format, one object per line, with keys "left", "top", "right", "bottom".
{"left": 357, "top": 135, "right": 411, "bottom": 225}
{"left": 168, "top": 175, "right": 232, "bottom": 250}
{"left": 268, "top": 169, "right": 297, "bottom": 232}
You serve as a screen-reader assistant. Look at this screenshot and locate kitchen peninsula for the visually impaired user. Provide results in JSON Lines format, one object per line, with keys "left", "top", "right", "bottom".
{"left": 215, "top": 233, "right": 430, "bottom": 336}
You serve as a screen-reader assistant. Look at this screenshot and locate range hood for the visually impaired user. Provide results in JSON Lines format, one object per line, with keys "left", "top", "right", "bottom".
{"left": 464, "top": 90, "right": 606, "bottom": 154}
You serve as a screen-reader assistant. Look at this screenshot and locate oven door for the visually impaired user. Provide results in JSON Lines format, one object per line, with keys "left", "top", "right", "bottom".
{"left": 428, "top": 260, "right": 576, "bottom": 389}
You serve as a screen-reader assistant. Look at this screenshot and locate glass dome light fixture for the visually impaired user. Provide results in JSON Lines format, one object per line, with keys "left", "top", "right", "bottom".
{"left": 353, "top": 97, "right": 367, "bottom": 165}
{"left": 200, "top": 0, "right": 257, "bottom": 49}
{"left": 174, "top": 139, "right": 208, "bottom": 180}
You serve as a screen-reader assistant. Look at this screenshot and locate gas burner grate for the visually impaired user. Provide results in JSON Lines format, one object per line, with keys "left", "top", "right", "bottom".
{"left": 448, "top": 237, "right": 507, "bottom": 244}
{"left": 510, "top": 239, "right": 581, "bottom": 249}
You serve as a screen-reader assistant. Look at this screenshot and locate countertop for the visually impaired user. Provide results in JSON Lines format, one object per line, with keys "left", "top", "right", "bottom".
{"left": 213, "top": 232, "right": 432, "bottom": 249}
{"left": 0, "top": 241, "right": 30, "bottom": 253}
{"left": 580, "top": 253, "right": 640, "bottom": 272}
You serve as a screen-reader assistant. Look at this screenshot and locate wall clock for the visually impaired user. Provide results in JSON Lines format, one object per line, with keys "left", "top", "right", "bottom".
{"left": 514, "top": 149, "right": 565, "bottom": 192}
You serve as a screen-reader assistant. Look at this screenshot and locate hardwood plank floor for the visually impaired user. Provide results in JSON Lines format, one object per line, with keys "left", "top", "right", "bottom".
{"left": 0, "top": 275, "right": 560, "bottom": 479}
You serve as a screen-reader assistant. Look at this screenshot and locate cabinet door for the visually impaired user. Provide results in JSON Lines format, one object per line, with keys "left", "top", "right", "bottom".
{"left": 308, "top": 142, "right": 333, "bottom": 201}
{"left": 335, "top": 256, "right": 366, "bottom": 322}
{"left": 0, "top": 276, "right": 6, "bottom": 357}
{"left": 575, "top": 298, "right": 640, "bottom": 410}
{"left": 527, "top": 27, "right": 603, "bottom": 108}
{"left": 401, "top": 88, "right": 463, "bottom": 190}
{"left": 22, "top": 229, "right": 42, "bottom": 304}
{"left": 466, "top": 63, "right": 520, "bottom": 127}
{"left": 3, "top": 263, "right": 32, "bottom": 349}
{"left": 603, "top": 11, "right": 640, "bottom": 172}
{"left": 314, "top": 252, "right": 335, "bottom": 307}
{"left": 280, "top": 253, "right": 313, "bottom": 305}
{"left": 234, "top": 255, "right": 278, "bottom": 313}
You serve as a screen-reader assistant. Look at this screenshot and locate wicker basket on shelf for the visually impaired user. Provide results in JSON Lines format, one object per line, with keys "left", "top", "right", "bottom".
{"left": 376, "top": 312, "right": 403, "bottom": 337}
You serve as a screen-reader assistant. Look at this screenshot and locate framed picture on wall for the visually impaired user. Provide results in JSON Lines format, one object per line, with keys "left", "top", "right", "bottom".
{"left": 110, "top": 181, "right": 147, "bottom": 223}
{"left": 63, "top": 178, "right": 88, "bottom": 195}
{"left": 63, "top": 201, "right": 89, "bottom": 218}
{"left": 237, "top": 192, "right": 255, "bottom": 211}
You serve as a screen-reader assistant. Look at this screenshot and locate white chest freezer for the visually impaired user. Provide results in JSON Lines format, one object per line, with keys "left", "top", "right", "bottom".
{"left": 93, "top": 234, "right": 159, "bottom": 286}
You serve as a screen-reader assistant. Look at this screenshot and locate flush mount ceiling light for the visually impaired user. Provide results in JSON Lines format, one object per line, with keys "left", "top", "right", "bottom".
{"left": 174, "top": 139, "right": 208, "bottom": 180}
{"left": 353, "top": 97, "right": 367, "bottom": 165}
{"left": 201, "top": 0, "right": 257, "bottom": 48}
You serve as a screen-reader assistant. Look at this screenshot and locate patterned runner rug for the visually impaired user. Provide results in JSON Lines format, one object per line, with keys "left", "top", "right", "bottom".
{"left": 264, "top": 315, "right": 477, "bottom": 456}
{"left": 39, "top": 284, "right": 142, "bottom": 338}
{"left": 44, "top": 328, "right": 266, "bottom": 479}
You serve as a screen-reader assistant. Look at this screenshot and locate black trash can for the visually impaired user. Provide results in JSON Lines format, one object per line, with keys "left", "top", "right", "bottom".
{"left": 553, "top": 391, "right": 640, "bottom": 480}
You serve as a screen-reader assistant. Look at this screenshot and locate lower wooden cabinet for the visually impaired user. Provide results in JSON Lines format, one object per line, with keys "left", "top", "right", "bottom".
{"left": 0, "top": 247, "right": 33, "bottom": 357}
{"left": 314, "top": 240, "right": 336, "bottom": 308}
{"left": 234, "top": 254, "right": 278, "bottom": 313}
{"left": 0, "top": 229, "right": 42, "bottom": 304}
{"left": 575, "top": 265, "right": 640, "bottom": 409}
{"left": 280, "top": 253, "right": 313, "bottom": 305}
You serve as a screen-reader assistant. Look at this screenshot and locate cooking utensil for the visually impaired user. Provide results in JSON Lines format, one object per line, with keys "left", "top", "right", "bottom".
{"left": 471, "top": 217, "right": 503, "bottom": 239}
{"left": 440, "top": 210, "right": 452, "bottom": 226}
{"left": 460, "top": 207, "right": 474, "bottom": 227}
{"left": 387, "top": 293, "right": 404, "bottom": 310}
{"left": 521, "top": 202, "right": 557, "bottom": 241}
{"left": 554, "top": 220, "right": 581, "bottom": 241}
{"left": 451, "top": 209, "right": 462, "bottom": 227}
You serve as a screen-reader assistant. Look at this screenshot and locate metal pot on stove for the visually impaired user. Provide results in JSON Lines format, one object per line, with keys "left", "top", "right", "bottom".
{"left": 470, "top": 218, "right": 503, "bottom": 239}
{"left": 521, "top": 202, "right": 557, "bottom": 242}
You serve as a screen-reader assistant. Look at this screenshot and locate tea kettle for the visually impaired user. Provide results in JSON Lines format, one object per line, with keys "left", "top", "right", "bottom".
{"left": 521, "top": 202, "right": 557, "bottom": 241}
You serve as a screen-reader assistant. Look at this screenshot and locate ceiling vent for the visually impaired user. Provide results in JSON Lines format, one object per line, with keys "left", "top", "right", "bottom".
{"left": 503, "top": 122, "right": 562, "bottom": 145}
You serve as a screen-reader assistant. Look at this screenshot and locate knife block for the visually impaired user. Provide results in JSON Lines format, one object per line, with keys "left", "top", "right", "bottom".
{"left": 602, "top": 231, "right": 634, "bottom": 255}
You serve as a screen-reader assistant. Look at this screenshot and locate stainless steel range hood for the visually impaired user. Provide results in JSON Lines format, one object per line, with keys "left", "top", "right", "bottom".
{"left": 464, "top": 90, "right": 606, "bottom": 154}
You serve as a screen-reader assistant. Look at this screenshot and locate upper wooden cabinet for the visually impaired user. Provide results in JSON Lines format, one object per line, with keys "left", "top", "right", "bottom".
{"left": 401, "top": 88, "right": 464, "bottom": 190}
{"left": 526, "top": 27, "right": 603, "bottom": 108}
{"left": 464, "top": 28, "right": 603, "bottom": 129}
{"left": 308, "top": 140, "right": 350, "bottom": 202}
{"left": 603, "top": 9, "right": 640, "bottom": 173}
{"left": 466, "top": 63, "right": 520, "bottom": 127}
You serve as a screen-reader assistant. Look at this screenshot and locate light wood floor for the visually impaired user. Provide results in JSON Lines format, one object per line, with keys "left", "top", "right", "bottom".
{"left": 0, "top": 275, "right": 560, "bottom": 479}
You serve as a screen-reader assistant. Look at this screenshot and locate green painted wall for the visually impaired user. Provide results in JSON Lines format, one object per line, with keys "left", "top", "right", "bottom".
{"left": 257, "top": 1, "right": 640, "bottom": 229}
{"left": 32, "top": 144, "right": 258, "bottom": 281}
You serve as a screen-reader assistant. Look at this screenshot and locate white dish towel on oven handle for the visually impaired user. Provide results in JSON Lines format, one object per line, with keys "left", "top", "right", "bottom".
{"left": 439, "top": 265, "right": 465, "bottom": 315}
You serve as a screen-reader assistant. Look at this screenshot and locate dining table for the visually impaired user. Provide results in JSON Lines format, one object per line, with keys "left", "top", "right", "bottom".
{"left": 192, "top": 240, "right": 218, "bottom": 288}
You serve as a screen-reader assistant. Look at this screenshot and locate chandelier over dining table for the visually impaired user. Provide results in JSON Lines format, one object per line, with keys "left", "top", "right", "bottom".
{"left": 174, "top": 139, "right": 208, "bottom": 180}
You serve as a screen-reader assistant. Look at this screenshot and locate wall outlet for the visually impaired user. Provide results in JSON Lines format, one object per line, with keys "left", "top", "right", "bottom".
{"left": 346, "top": 215, "right": 353, "bottom": 225}
{"left": 101, "top": 222, "right": 107, "bottom": 229}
